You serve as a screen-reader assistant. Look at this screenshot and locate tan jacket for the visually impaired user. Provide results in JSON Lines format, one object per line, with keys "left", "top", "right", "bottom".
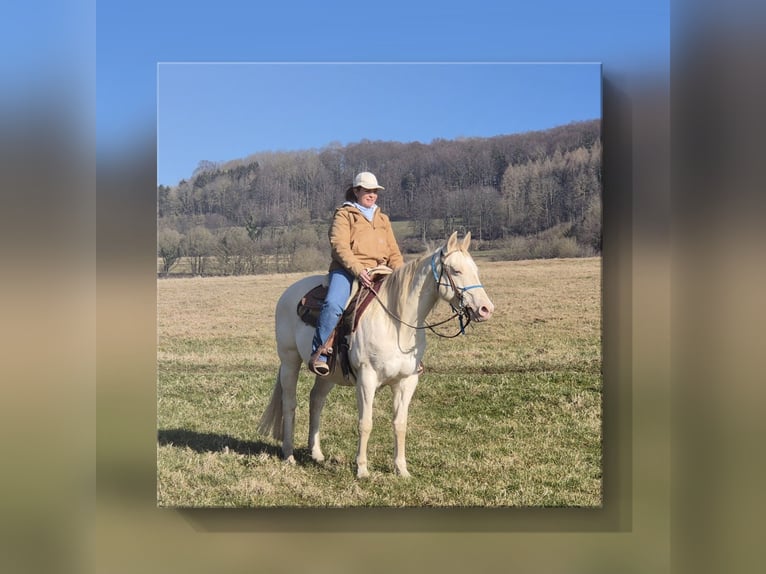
{"left": 328, "top": 204, "right": 404, "bottom": 276}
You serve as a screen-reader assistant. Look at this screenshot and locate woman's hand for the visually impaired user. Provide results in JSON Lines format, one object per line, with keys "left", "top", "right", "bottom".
{"left": 359, "top": 269, "right": 373, "bottom": 289}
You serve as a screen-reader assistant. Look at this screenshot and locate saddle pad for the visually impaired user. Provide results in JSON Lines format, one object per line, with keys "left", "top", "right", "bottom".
{"left": 296, "top": 284, "right": 327, "bottom": 327}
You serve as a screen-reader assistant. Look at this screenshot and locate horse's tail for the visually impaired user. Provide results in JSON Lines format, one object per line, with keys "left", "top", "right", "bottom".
{"left": 257, "top": 366, "right": 283, "bottom": 441}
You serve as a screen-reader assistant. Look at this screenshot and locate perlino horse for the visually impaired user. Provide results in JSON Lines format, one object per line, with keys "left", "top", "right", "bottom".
{"left": 258, "top": 232, "right": 494, "bottom": 478}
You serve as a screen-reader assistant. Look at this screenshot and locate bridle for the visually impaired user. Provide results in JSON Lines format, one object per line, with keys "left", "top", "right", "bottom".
{"left": 430, "top": 249, "right": 486, "bottom": 336}
{"left": 368, "top": 249, "right": 485, "bottom": 338}
{"left": 432, "top": 250, "right": 484, "bottom": 307}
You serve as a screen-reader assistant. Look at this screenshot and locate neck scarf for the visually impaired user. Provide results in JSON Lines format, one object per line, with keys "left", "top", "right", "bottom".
{"left": 344, "top": 201, "right": 378, "bottom": 222}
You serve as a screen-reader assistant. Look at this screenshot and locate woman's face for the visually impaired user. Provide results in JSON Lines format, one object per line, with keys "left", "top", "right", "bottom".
{"left": 354, "top": 187, "right": 378, "bottom": 208}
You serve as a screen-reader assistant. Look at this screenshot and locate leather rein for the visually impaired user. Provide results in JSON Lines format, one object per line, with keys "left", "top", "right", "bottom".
{"left": 367, "top": 250, "right": 485, "bottom": 338}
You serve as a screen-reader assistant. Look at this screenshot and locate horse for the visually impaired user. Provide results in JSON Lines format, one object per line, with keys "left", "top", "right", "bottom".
{"left": 258, "top": 231, "right": 494, "bottom": 478}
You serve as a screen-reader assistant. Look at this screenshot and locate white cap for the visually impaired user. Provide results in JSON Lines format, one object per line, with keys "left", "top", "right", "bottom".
{"left": 350, "top": 171, "right": 384, "bottom": 191}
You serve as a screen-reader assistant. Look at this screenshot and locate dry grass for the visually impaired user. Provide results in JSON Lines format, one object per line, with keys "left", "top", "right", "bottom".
{"left": 157, "top": 257, "right": 602, "bottom": 507}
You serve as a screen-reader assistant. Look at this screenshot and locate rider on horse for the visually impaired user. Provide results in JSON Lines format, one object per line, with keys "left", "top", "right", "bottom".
{"left": 309, "top": 171, "right": 404, "bottom": 376}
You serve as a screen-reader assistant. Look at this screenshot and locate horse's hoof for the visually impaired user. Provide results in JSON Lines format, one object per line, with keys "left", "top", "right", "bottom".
{"left": 356, "top": 466, "right": 370, "bottom": 479}
{"left": 311, "top": 452, "right": 325, "bottom": 463}
{"left": 284, "top": 455, "right": 296, "bottom": 465}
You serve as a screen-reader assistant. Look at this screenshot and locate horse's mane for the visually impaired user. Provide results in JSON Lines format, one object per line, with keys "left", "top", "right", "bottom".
{"left": 376, "top": 247, "right": 439, "bottom": 315}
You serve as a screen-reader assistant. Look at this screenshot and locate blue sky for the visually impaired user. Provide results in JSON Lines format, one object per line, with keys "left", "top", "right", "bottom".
{"left": 94, "top": 0, "right": 669, "bottom": 184}
{"left": 157, "top": 62, "right": 602, "bottom": 186}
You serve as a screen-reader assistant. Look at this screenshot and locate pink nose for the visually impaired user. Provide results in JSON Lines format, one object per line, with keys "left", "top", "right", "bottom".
{"left": 477, "top": 303, "right": 494, "bottom": 320}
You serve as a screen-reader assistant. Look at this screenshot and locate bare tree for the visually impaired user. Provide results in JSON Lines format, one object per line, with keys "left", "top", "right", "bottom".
{"left": 158, "top": 228, "right": 184, "bottom": 275}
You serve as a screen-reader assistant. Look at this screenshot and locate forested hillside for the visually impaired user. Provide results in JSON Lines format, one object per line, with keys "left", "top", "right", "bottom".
{"left": 158, "top": 119, "right": 601, "bottom": 275}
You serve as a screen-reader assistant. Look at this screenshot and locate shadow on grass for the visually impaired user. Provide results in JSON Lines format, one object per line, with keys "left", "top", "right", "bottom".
{"left": 157, "top": 428, "right": 324, "bottom": 465}
{"left": 157, "top": 428, "right": 283, "bottom": 458}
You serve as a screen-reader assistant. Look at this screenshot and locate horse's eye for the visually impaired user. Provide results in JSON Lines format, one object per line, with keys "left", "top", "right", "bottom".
{"left": 451, "top": 269, "right": 462, "bottom": 276}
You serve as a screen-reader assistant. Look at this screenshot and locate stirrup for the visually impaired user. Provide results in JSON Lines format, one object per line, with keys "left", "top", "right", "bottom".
{"left": 309, "top": 350, "right": 331, "bottom": 377}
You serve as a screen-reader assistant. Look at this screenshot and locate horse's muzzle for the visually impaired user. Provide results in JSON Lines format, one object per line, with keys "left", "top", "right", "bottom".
{"left": 469, "top": 302, "right": 494, "bottom": 322}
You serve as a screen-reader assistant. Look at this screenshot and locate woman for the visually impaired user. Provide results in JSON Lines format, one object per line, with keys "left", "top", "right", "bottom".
{"left": 309, "top": 171, "right": 404, "bottom": 376}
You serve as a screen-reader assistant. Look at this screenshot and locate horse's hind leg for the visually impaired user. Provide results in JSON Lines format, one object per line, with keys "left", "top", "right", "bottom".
{"left": 308, "top": 377, "right": 334, "bottom": 463}
{"left": 391, "top": 376, "right": 419, "bottom": 478}
{"left": 278, "top": 357, "right": 301, "bottom": 464}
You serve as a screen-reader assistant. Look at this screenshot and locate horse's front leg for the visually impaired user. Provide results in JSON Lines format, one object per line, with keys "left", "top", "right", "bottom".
{"left": 355, "top": 372, "right": 377, "bottom": 478}
{"left": 391, "top": 375, "right": 419, "bottom": 478}
{"left": 308, "top": 377, "right": 335, "bottom": 463}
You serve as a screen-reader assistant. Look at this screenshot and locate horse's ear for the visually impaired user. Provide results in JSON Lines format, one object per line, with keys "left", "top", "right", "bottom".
{"left": 445, "top": 231, "right": 459, "bottom": 253}
{"left": 460, "top": 231, "right": 472, "bottom": 251}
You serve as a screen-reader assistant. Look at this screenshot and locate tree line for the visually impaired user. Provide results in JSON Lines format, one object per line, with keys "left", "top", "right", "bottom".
{"left": 158, "top": 119, "right": 601, "bottom": 275}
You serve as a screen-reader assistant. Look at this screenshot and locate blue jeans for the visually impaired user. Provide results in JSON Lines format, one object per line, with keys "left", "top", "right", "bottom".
{"left": 312, "top": 268, "right": 354, "bottom": 356}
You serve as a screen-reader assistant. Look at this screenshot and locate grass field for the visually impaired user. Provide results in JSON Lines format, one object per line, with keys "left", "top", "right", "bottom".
{"left": 157, "top": 257, "right": 602, "bottom": 507}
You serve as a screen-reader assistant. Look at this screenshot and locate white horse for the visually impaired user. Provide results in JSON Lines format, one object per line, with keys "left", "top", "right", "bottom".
{"left": 258, "top": 231, "right": 494, "bottom": 478}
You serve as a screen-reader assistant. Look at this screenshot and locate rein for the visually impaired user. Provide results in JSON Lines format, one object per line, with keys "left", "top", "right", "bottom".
{"left": 367, "top": 250, "right": 484, "bottom": 338}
